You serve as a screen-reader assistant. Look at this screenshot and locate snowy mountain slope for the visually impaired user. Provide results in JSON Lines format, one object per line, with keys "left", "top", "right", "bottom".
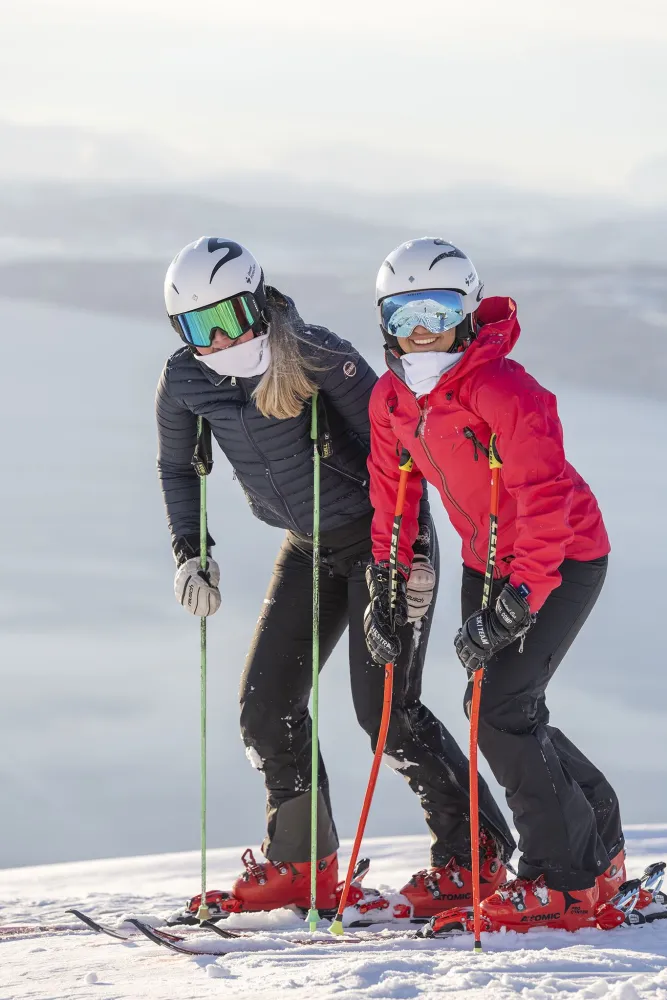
{"left": 3, "top": 828, "right": 667, "bottom": 1000}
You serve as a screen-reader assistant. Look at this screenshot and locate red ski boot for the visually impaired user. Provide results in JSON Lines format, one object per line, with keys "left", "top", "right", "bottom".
{"left": 400, "top": 830, "right": 506, "bottom": 918}
{"left": 596, "top": 848, "right": 627, "bottom": 905}
{"left": 424, "top": 875, "right": 598, "bottom": 937}
{"left": 185, "top": 848, "right": 338, "bottom": 919}
{"left": 479, "top": 875, "right": 599, "bottom": 932}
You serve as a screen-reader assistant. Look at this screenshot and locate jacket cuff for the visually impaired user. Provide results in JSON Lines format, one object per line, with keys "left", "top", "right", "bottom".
{"left": 173, "top": 531, "right": 216, "bottom": 566}
{"left": 413, "top": 519, "right": 432, "bottom": 561}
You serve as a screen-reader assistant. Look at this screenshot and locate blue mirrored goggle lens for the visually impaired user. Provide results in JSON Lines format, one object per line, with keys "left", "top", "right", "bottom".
{"left": 381, "top": 289, "right": 465, "bottom": 341}
{"left": 172, "top": 294, "right": 259, "bottom": 347}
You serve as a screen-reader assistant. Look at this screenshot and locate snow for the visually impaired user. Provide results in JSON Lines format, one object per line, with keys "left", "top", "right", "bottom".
{"left": 3, "top": 827, "right": 667, "bottom": 999}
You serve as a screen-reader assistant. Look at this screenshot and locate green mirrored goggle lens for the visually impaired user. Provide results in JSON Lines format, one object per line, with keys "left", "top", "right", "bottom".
{"left": 172, "top": 294, "right": 259, "bottom": 347}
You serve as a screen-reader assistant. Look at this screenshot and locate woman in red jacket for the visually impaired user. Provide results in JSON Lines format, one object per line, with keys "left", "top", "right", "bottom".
{"left": 364, "top": 237, "right": 623, "bottom": 933}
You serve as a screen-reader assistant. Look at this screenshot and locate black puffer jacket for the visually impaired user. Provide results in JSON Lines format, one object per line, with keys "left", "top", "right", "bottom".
{"left": 156, "top": 294, "right": 429, "bottom": 555}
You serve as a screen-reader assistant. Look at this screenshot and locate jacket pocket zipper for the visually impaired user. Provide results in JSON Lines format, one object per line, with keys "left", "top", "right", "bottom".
{"left": 325, "top": 462, "right": 368, "bottom": 488}
{"left": 239, "top": 407, "right": 300, "bottom": 532}
{"left": 463, "top": 426, "right": 489, "bottom": 462}
{"left": 418, "top": 422, "right": 485, "bottom": 569}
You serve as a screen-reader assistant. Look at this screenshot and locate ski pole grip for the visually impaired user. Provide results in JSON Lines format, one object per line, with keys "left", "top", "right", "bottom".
{"left": 398, "top": 448, "right": 413, "bottom": 473}
{"left": 192, "top": 418, "right": 214, "bottom": 478}
{"left": 489, "top": 434, "right": 502, "bottom": 470}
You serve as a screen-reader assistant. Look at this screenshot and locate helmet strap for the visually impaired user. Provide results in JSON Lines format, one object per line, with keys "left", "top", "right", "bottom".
{"left": 448, "top": 314, "right": 477, "bottom": 352}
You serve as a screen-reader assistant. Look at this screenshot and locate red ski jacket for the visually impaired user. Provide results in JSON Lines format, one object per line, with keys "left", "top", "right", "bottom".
{"left": 368, "top": 297, "right": 610, "bottom": 612}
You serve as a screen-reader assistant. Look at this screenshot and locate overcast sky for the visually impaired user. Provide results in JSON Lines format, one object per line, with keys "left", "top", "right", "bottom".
{"left": 1, "top": 0, "right": 666, "bottom": 194}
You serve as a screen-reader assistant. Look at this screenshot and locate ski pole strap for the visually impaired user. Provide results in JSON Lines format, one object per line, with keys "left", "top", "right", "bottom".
{"left": 192, "top": 418, "right": 214, "bottom": 478}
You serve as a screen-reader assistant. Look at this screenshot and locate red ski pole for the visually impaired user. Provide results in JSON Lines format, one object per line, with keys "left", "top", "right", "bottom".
{"left": 330, "top": 449, "right": 413, "bottom": 937}
{"left": 469, "top": 433, "right": 502, "bottom": 951}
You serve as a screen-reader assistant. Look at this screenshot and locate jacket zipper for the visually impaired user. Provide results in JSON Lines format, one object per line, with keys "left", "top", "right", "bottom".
{"left": 414, "top": 401, "right": 485, "bottom": 569}
{"left": 237, "top": 390, "right": 300, "bottom": 532}
{"left": 325, "top": 463, "right": 368, "bottom": 488}
{"left": 463, "top": 426, "right": 489, "bottom": 462}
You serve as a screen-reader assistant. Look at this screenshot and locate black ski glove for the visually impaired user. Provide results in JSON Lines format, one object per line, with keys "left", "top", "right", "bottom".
{"left": 455, "top": 583, "right": 535, "bottom": 672}
{"left": 364, "top": 562, "right": 409, "bottom": 665}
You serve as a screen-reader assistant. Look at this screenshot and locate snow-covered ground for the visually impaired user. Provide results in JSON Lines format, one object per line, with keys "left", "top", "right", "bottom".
{"left": 3, "top": 827, "right": 667, "bottom": 999}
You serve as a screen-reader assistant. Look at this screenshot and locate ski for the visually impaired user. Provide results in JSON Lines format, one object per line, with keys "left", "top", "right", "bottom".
{"left": 128, "top": 918, "right": 228, "bottom": 956}
{"left": 66, "top": 908, "right": 139, "bottom": 941}
{"left": 129, "top": 918, "right": 419, "bottom": 953}
{"left": 66, "top": 905, "right": 417, "bottom": 945}
{"left": 67, "top": 908, "right": 196, "bottom": 943}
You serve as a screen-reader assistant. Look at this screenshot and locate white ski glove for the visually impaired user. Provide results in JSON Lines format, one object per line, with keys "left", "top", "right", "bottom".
{"left": 174, "top": 557, "right": 221, "bottom": 616}
{"left": 406, "top": 554, "right": 436, "bottom": 622}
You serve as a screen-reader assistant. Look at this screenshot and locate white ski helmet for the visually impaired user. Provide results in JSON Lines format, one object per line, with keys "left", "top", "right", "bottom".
{"left": 164, "top": 236, "right": 267, "bottom": 331}
{"left": 376, "top": 237, "right": 483, "bottom": 351}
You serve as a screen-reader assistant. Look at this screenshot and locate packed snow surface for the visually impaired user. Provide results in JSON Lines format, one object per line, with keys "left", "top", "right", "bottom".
{"left": 3, "top": 827, "right": 667, "bottom": 999}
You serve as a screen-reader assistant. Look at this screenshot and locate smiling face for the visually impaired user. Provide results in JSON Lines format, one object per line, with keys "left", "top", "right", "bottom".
{"left": 397, "top": 324, "right": 457, "bottom": 354}
{"left": 194, "top": 328, "right": 255, "bottom": 355}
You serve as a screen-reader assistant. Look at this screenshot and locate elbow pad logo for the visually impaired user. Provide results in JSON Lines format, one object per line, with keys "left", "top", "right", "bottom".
{"left": 343, "top": 361, "right": 357, "bottom": 378}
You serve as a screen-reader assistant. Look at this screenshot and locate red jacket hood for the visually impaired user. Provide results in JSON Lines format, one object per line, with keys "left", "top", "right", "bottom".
{"left": 385, "top": 296, "right": 520, "bottom": 387}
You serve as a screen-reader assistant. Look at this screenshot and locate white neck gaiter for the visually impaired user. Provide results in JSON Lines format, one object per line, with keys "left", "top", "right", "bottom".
{"left": 400, "top": 350, "right": 463, "bottom": 397}
{"left": 193, "top": 333, "right": 271, "bottom": 380}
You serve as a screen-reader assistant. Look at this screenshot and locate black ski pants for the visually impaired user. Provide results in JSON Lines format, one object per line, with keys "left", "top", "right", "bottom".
{"left": 240, "top": 514, "right": 515, "bottom": 866}
{"left": 463, "top": 556, "right": 623, "bottom": 891}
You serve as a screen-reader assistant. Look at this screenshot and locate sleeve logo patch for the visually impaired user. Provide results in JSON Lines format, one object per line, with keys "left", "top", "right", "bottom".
{"left": 343, "top": 361, "right": 357, "bottom": 378}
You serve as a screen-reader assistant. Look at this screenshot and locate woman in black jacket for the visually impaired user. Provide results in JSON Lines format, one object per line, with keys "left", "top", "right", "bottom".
{"left": 157, "top": 237, "right": 514, "bottom": 918}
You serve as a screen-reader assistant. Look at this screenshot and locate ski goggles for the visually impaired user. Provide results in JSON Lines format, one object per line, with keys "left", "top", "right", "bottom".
{"left": 380, "top": 289, "right": 465, "bottom": 341}
{"left": 170, "top": 292, "right": 261, "bottom": 348}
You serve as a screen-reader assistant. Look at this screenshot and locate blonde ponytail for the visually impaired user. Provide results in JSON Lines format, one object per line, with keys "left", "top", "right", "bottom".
{"left": 252, "top": 288, "right": 324, "bottom": 420}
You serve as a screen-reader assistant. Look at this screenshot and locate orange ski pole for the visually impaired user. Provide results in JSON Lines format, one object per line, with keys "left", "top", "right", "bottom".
{"left": 469, "top": 433, "right": 502, "bottom": 951}
{"left": 330, "top": 448, "right": 413, "bottom": 936}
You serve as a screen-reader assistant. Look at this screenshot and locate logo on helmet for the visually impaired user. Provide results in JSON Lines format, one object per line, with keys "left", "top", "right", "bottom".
{"left": 429, "top": 246, "right": 467, "bottom": 269}
{"left": 206, "top": 240, "right": 244, "bottom": 284}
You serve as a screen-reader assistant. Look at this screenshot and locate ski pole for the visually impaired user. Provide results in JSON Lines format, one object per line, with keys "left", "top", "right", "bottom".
{"left": 306, "top": 394, "right": 322, "bottom": 932}
{"left": 330, "top": 448, "right": 413, "bottom": 937}
{"left": 192, "top": 416, "right": 213, "bottom": 922}
{"left": 469, "top": 433, "right": 502, "bottom": 952}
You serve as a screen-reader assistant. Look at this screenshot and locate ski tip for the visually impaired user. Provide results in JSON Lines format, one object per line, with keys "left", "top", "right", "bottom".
{"left": 329, "top": 919, "right": 345, "bottom": 937}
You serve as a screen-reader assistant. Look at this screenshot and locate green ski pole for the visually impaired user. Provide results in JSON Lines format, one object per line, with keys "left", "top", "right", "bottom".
{"left": 192, "top": 416, "right": 213, "bottom": 922}
{"left": 306, "top": 394, "right": 321, "bottom": 931}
